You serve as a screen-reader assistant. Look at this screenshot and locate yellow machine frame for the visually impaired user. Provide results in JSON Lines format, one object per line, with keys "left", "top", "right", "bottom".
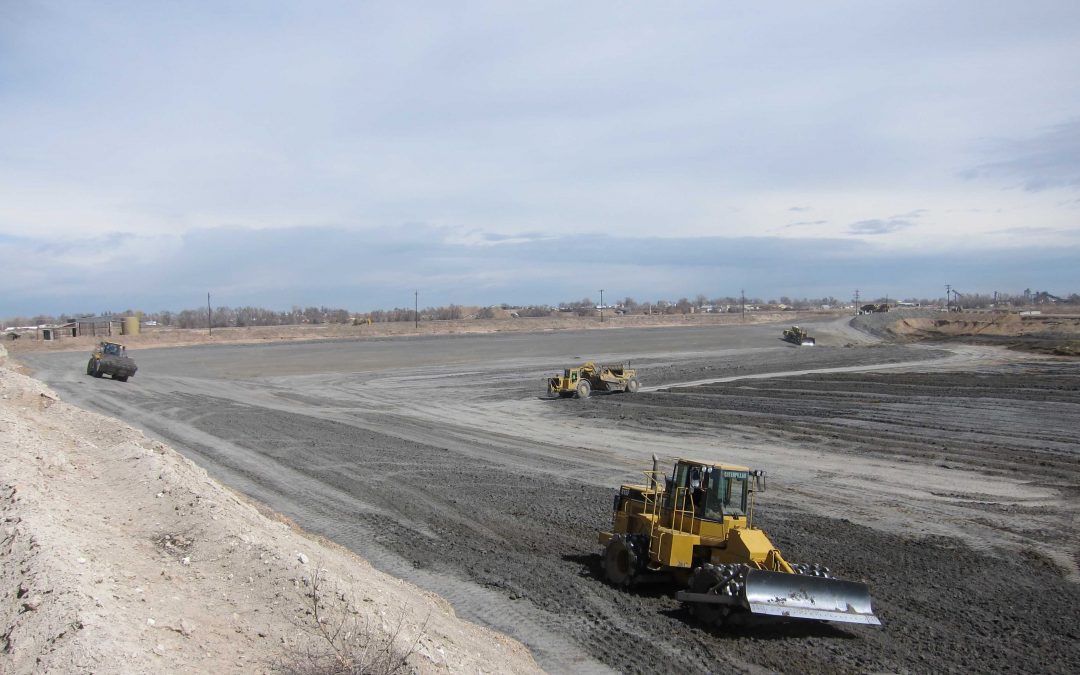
{"left": 598, "top": 456, "right": 880, "bottom": 626}
{"left": 599, "top": 459, "right": 794, "bottom": 575}
{"left": 548, "top": 361, "right": 639, "bottom": 398}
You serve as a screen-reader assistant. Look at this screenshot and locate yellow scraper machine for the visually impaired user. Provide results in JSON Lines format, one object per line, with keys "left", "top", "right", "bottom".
{"left": 598, "top": 456, "right": 880, "bottom": 627}
{"left": 547, "top": 361, "right": 639, "bottom": 399}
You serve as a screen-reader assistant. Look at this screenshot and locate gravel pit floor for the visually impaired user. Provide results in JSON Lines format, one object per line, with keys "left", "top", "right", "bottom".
{"left": 19, "top": 320, "right": 1080, "bottom": 673}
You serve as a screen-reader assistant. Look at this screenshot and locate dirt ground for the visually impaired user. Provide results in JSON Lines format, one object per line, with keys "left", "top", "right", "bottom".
{"left": 3, "top": 310, "right": 815, "bottom": 355}
{"left": 854, "top": 309, "right": 1080, "bottom": 356}
{"left": 0, "top": 345, "right": 540, "bottom": 674}
{"left": 13, "top": 316, "right": 1080, "bottom": 673}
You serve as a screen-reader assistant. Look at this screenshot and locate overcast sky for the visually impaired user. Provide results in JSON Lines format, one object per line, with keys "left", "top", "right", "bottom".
{"left": 2, "top": 1, "right": 1078, "bottom": 316}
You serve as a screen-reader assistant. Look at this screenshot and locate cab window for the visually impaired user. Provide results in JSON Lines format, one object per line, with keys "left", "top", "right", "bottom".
{"left": 721, "top": 472, "right": 747, "bottom": 516}
{"left": 702, "top": 470, "right": 748, "bottom": 520}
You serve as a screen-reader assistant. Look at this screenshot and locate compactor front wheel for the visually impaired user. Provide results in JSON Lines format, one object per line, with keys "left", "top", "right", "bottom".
{"left": 687, "top": 565, "right": 734, "bottom": 627}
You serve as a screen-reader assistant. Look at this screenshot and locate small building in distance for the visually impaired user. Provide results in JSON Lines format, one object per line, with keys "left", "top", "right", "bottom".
{"left": 75, "top": 316, "right": 139, "bottom": 337}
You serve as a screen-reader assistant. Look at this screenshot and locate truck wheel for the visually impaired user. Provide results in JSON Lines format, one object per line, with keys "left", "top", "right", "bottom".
{"left": 625, "top": 377, "right": 640, "bottom": 393}
{"left": 576, "top": 380, "right": 591, "bottom": 399}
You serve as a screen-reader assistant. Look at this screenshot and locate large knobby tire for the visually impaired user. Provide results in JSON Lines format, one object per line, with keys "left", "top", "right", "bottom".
{"left": 86, "top": 358, "right": 95, "bottom": 376}
{"left": 625, "top": 377, "right": 640, "bottom": 393}
{"left": 687, "top": 565, "right": 730, "bottom": 627}
{"left": 576, "top": 380, "right": 591, "bottom": 399}
{"left": 604, "top": 534, "right": 646, "bottom": 587}
{"left": 116, "top": 375, "right": 128, "bottom": 382}
{"left": 92, "top": 361, "right": 104, "bottom": 378}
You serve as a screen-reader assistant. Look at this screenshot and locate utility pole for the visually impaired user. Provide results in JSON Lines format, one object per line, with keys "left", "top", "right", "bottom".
{"left": 599, "top": 289, "right": 604, "bottom": 323}
{"left": 854, "top": 289, "right": 860, "bottom": 315}
{"left": 945, "top": 284, "right": 951, "bottom": 312}
{"left": 414, "top": 290, "right": 419, "bottom": 330}
{"left": 207, "top": 292, "right": 212, "bottom": 336}
{"left": 740, "top": 289, "right": 745, "bottom": 322}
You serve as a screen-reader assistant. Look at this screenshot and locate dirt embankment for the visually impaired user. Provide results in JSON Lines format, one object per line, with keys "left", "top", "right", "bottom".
{"left": 0, "top": 345, "right": 539, "bottom": 674}
{"left": 853, "top": 309, "right": 1080, "bottom": 356}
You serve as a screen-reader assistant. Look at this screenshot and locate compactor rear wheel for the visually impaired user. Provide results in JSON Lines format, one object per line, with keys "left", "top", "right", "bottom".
{"left": 603, "top": 534, "right": 646, "bottom": 587}
{"left": 576, "top": 380, "right": 591, "bottom": 399}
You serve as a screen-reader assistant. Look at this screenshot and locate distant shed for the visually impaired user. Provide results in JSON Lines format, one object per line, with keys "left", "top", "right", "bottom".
{"left": 76, "top": 317, "right": 124, "bottom": 337}
{"left": 40, "top": 322, "right": 77, "bottom": 341}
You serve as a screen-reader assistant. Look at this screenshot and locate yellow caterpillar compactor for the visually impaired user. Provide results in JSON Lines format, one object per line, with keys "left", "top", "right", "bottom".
{"left": 86, "top": 341, "right": 138, "bottom": 382}
{"left": 548, "top": 362, "right": 639, "bottom": 398}
{"left": 599, "top": 456, "right": 880, "bottom": 626}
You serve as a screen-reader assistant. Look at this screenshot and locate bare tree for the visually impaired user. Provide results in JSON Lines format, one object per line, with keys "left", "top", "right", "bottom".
{"left": 277, "top": 568, "right": 426, "bottom": 675}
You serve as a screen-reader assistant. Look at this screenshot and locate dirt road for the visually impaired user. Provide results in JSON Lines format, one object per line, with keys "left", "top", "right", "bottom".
{"left": 20, "top": 318, "right": 1080, "bottom": 673}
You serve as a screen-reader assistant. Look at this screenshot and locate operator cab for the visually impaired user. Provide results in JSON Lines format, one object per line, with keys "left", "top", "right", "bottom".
{"left": 668, "top": 459, "right": 754, "bottom": 523}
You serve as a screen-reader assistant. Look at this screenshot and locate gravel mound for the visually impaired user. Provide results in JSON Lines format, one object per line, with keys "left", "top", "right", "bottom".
{"left": 850, "top": 308, "right": 944, "bottom": 339}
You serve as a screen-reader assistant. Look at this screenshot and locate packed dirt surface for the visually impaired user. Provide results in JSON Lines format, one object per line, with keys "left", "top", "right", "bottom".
{"left": 4, "top": 310, "right": 824, "bottom": 354}
{"left": 0, "top": 345, "right": 539, "bottom": 674}
{"left": 16, "top": 317, "right": 1080, "bottom": 673}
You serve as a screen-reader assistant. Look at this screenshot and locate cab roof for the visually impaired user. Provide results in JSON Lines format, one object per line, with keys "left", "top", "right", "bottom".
{"left": 677, "top": 457, "right": 752, "bottom": 472}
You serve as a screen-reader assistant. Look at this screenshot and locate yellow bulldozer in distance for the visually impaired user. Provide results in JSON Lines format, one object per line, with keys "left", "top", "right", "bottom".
{"left": 599, "top": 456, "right": 880, "bottom": 627}
{"left": 783, "top": 325, "right": 816, "bottom": 346}
{"left": 547, "top": 361, "right": 639, "bottom": 398}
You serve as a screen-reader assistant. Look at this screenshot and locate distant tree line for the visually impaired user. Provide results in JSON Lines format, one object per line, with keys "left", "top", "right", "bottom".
{"left": 4, "top": 290, "right": 1077, "bottom": 328}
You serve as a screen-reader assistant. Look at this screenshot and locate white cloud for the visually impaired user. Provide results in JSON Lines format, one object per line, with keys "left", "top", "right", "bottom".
{"left": 1, "top": 1, "right": 1078, "bottom": 311}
